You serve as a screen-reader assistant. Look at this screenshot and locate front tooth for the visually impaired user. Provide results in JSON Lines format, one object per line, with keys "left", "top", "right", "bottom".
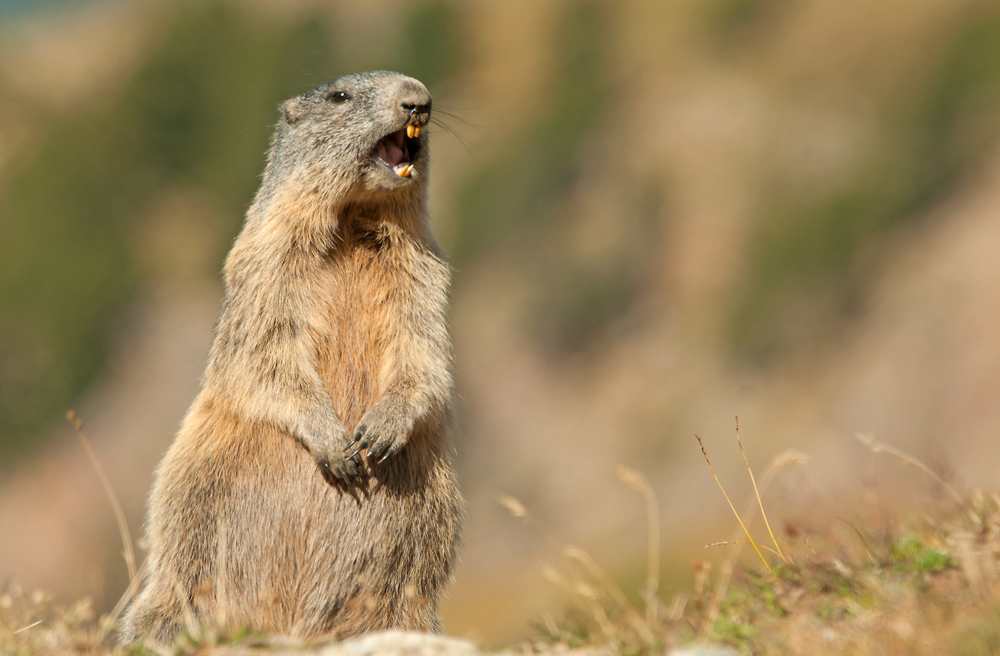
{"left": 395, "top": 164, "right": 413, "bottom": 178}
{"left": 406, "top": 125, "right": 415, "bottom": 138}
{"left": 412, "top": 126, "right": 421, "bottom": 139}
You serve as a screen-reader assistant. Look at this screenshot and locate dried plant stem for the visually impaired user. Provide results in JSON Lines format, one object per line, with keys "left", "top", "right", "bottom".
{"left": 541, "top": 566, "right": 617, "bottom": 645}
{"left": 735, "top": 417, "right": 784, "bottom": 562}
{"left": 705, "top": 541, "right": 783, "bottom": 557}
{"left": 173, "top": 575, "right": 200, "bottom": 641}
{"left": 496, "top": 495, "right": 565, "bottom": 554}
{"left": 696, "top": 435, "right": 771, "bottom": 573}
{"left": 504, "top": 492, "right": 658, "bottom": 651}
{"left": 13, "top": 620, "right": 42, "bottom": 634}
{"left": 614, "top": 465, "right": 660, "bottom": 626}
{"left": 564, "top": 546, "right": 629, "bottom": 611}
{"left": 585, "top": 599, "right": 618, "bottom": 646}
{"left": 834, "top": 517, "right": 874, "bottom": 563}
{"left": 66, "top": 410, "right": 137, "bottom": 586}
{"left": 856, "top": 433, "right": 965, "bottom": 506}
{"left": 626, "top": 609, "right": 657, "bottom": 646}
{"left": 700, "top": 448, "right": 808, "bottom": 642}
{"left": 100, "top": 560, "right": 148, "bottom": 641}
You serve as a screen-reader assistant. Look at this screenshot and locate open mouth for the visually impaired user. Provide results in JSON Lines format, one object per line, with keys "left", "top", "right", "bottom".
{"left": 374, "top": 125, "right": 422, "bottom": 178}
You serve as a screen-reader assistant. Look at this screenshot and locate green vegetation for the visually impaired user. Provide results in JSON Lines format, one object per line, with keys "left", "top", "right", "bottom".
{"left": 449, "top": 0, "right": 611, "bottom": 264}
{"left": 534, "top": 264, "right": 636, "bottom": 354}
{"left": 532, "top": 183, "right": 664, "bottom": 356}
{"left": 505, "top": 504, "right": 1000, "bottom": 656}
{"left": 704, "top": 0, "right": 790, "bottom": 43}
{"left": 729, "top": 5, "right": 1000, "bottom": 363}
{"left": 711, "top": 610, "right": 758, "bottom": 651}
{"left": 912, "top": 8, "right": 1000, "bottom": 205}
{"left": 494, "top": 439, "right": 1000, "bottom": 656}
{"left": 891, "top": 537, "right": 958, "bottom": 575}
{"left": 398, "top": 0, "right": 465, "bottom": 91}
{"left": 449, "top": 0, "right": 660, "bottom": 355}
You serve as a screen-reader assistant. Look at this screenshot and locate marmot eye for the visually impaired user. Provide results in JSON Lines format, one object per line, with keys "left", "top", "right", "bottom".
{"left": 328, "top": 90, "right": 350, "bottom": 103}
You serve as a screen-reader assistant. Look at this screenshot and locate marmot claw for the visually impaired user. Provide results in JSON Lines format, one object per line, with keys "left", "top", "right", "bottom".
{"left": 348, "top": 402, "right": 413, "bottom": 464}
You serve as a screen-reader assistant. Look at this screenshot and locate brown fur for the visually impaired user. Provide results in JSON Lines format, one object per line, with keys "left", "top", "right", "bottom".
{"left": 121, "top": 72, "right": 462, "bottom": 644}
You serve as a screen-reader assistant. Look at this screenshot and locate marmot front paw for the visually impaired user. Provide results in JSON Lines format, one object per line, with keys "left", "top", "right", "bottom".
{"left": 302, "top": 423, "right": 364, "bottom": 484}
{"left": 320, "top": 451, "right": 365, "bottom": 485}
{"left": 346, "top": 398, "right": 414, "bottom": 466}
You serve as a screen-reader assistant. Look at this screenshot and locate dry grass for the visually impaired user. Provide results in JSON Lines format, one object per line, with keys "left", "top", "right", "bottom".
{"left": 4, "top": 419, "right": 1000, "bottom": 655}
{"left": 499, "top": 426, "right": 1000, "bottom": 656}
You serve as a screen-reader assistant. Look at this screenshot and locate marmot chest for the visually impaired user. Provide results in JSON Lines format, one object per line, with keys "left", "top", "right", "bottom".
{"left": 311, "top": 236, "right": 408, "bottom": 427}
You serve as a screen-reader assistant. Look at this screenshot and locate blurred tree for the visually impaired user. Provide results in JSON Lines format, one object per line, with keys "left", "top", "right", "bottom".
{"left": 398, "top": 0, "right": 464, "bottom": 91}
{"left": 729, "top": 5, "right": 1000, "bottom": 364}
{"left": 450, "top": 0, "right": 611, "bottom": 264}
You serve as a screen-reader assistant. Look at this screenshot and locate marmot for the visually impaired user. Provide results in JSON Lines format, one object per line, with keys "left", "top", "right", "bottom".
{"left": 121, "top": 72, "right": 462, "bottom": 644}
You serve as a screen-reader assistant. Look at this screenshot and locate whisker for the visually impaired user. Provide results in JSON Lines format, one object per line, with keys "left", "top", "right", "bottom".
{"left": 430, "top": 117, "right": 477, "bottom": 157}
{"left": 432, "top": 107, "right": 485, "bottom": 129}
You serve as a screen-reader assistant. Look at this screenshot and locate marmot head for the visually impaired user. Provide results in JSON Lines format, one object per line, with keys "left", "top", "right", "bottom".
{"left": 271, "top": 71, "right": 432, "bottom": 200}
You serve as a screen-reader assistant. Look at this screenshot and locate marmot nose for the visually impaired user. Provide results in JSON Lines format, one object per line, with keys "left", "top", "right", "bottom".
{"left": 393, "top": 76, "right": 431, "bottom": 126}
{"left": 398, "top": 82, "right": 432, "bottom": 122}
{"left": 402, "top": 100, "right": 431, "bottom": 123}
{"left": 402, "top": 102, "right": 430, "bottom": 114}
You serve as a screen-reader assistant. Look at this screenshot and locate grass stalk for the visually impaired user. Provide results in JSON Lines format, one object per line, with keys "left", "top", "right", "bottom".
{"left": 66, "top": 410, "right": 137, "bottom": 587}
{"left": 735, "top": 417, "right": 784, "bottom": 562}
{"left": 705, "top": 541, "right": 783, "bottom": 557}
{"left": 856, "top": 433, "right": 965, "bottom": 507}
{"left": 614, "top": 465, "right": 661, "bottom": 627}
{"left": 696, "top": 435, "right": 771, "bottom": 573}
{"left": 701, "top": 448, "right": 808, "bottom": 642}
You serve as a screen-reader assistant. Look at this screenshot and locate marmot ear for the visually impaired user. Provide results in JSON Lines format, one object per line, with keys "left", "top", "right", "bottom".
{"left": 282, "top": 98, "right": 304, "bottom": 126}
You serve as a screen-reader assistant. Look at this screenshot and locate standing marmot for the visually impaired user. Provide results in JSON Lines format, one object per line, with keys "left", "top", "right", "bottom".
{"left": 121, "top": 72, "right": 462, "bottom": 644}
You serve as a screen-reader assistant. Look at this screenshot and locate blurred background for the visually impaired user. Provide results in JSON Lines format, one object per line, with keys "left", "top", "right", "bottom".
{"left": 1, "top": 0, "right": 1000, "bottom": 645}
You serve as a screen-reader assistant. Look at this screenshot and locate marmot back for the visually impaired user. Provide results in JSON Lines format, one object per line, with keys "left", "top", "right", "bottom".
{"left": 121, "top": 71, "right": 462, "bottom": 644}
